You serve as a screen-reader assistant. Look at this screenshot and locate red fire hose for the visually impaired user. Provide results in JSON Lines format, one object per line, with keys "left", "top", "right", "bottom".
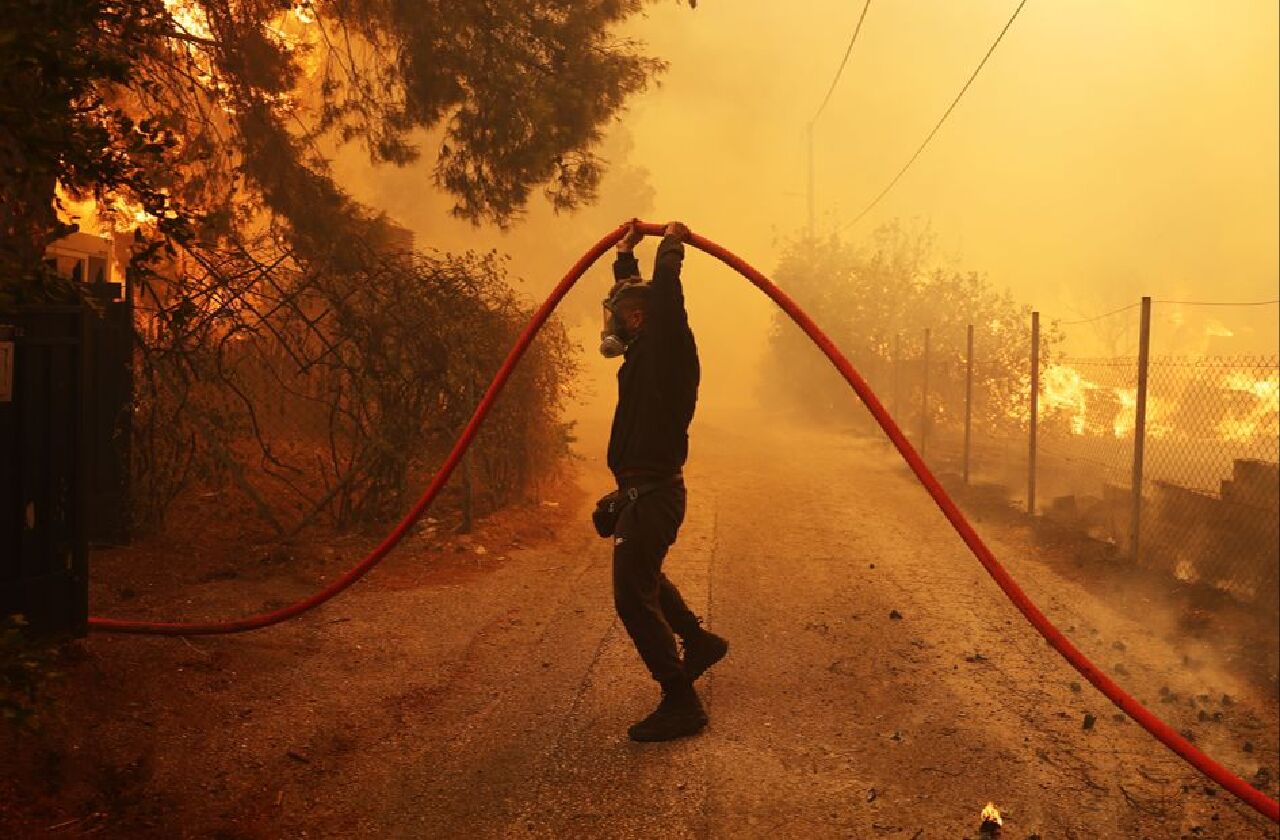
{"left": 88, "top": 221, "right": 1279, "bottom": 823}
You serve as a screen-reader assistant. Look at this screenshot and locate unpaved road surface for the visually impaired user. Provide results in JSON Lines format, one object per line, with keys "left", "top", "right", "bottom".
{"left": 4, "top": 419, "right": 1278, "bottom": 839}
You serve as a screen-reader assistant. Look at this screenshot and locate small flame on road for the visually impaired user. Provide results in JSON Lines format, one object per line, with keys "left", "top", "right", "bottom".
{"left": 980, "top": 801, "right": 1003, "bottom": 826}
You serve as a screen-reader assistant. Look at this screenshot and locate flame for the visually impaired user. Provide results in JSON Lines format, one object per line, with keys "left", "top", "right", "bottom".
{"left": 1219, "top": 372, "right": 1280, "bottom": 443}
{"left": 980, "top": 802, "right": 1003, "bottom": 826}
{"left": 162, "top": 0, "right": 319, "bottom": 102}
{"left": 292, "top": 1, "right": 317, "bottom": 26}
{"left": 1205, "top": 320, "right": 1234, "bottom": 339}
{"left": 163, "top": 0, "right": 213, "bottom": 42}
{"left": 1112, "top": 387, "right": 1137, "bottom": 438}
{"left": 1223, "top": 371, "right": 1280, "bottom": 400}
{"left": 1038, "top": 364, "right": 1174, "bottom": 440}
{"left": 54, "top": 184, "right": 153, "bottom": 234}
{"left": 269, "top": 3, "right": 322, "bottom": 81}
{"left": 1041, "top": 364, "right": 1090, "bottom": 434}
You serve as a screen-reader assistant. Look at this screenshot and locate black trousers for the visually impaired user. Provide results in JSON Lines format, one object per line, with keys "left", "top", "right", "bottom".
{"left": 611, "top": 481, "right": 702, "bottom": 685}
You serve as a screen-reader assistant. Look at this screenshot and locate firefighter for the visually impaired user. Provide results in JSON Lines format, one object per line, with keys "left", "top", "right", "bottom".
{"left": 597, "top": 220, "right": 729, "bottom": 742}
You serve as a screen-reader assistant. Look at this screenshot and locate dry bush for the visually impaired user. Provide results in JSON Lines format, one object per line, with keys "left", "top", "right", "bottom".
{"left": 129, "top": 236, "right": 575, "bottom": 535}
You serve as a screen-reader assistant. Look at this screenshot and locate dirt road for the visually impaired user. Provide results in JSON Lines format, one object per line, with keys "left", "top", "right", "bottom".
{"left": 5, "top": 418, "right": 1278, "bottom": 838}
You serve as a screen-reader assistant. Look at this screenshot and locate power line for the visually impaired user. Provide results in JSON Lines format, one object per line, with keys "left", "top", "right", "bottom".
{"left": 1056, "top": 297, "right": 1278, "bottom": 327}
{"left": 810, "top": 0, "right": 873, "bottom": 126}
{"left": 1154, "top": 298, "right": 1280, "bottom": 307}
{"left": 1057, "top": 302, "right": 1140, "bottom": 326}
{"left": 840, "top": 0, "right": 1030, "bottom": 232}
{"left": 807, "top": 0, "right": 873, "bottom": 235}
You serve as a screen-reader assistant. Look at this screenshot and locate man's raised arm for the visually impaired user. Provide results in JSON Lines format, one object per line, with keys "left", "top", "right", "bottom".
{"left": 649, "top": 221, "right": 690, "bottom": 333}
{"left": 614, "top": 222, "right": 645, "bottom": 281}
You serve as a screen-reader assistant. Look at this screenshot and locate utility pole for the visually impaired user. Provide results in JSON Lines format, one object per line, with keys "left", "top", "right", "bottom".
{"left": 892, "top": 332, "right": 901, "bottom": 419}
{"left": 921, "top": 328, "right": 931, "bottom": 456}
{"left": 1028, "top": 311, "right": 1040, "bottom": 516}
{"left": 1130, "top": 297, "right": 1152, "bottom": 562}
{"left": 964, "top": 323, "right": 974, "bottom": 485}
{"left": 806, "top": 122, "right": 815, "bottom": 238}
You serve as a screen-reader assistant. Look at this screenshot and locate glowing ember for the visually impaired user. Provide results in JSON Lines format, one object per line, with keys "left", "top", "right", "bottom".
{"left": 981, "top": 801, "right": 1003, "bottom": 826}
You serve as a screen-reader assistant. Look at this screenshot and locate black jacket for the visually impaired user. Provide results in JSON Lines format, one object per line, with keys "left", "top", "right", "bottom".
{"left": 607, "top": 235, "right": 700, "bottom": 479}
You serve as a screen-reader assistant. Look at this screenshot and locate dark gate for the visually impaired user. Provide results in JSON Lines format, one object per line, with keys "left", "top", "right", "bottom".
{"left": 85, "top": 282, "right": 133, "bottom": 546}
{"left": 0, "top": 307, "right": 89, "bottom": 636}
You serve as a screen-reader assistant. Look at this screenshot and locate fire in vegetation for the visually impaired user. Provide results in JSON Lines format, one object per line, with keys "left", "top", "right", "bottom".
{"left": 979, "top": 801, "right": 1004, "bottom": 836}
{"left": 1219, "top": 372, "right": 1280, "bottom": 443}
{"left": 1039, "top": 362, "right": 1279, "bottom": 446}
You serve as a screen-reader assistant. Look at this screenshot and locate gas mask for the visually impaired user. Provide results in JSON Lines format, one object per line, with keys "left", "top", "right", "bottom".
{"left": 599, "top": 278, "right": 648, "bottom": 359}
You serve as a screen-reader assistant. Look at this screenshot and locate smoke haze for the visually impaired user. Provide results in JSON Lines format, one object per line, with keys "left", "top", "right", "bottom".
{"left": 334, "top": 0, "right": 1279, "bottom": 414}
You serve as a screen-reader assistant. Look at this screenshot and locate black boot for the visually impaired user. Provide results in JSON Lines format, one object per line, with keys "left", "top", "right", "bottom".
{"left": 627, "top": 677, "right": 708, "bottom": 742}
{"left": 682, "top": 629, "right": 729, "bottom": 682}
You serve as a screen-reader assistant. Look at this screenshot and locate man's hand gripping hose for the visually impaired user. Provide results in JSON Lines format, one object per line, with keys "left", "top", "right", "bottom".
{"left": 87, "top": 221, "right": 1279, "bottom": 823}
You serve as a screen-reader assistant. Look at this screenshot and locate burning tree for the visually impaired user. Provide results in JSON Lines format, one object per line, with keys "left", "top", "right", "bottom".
{"left": 1, "top": 0, "right": 668, "bottom": 289}
{"left": 1, "top": 0, "right": 679, "bottom": 531}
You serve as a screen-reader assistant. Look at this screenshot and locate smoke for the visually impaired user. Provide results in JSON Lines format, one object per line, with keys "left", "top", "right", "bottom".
{"left": 320, "top": 3, "right": 1279, "bottom": 719}
{"left": 612, "top": 0, "right": 1278, "bottom": 357}
{"left": 328, "top": 0, "right": 1276, "bottom": 425}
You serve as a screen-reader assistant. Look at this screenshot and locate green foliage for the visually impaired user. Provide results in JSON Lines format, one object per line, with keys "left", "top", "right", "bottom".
{"left": 765, "top": 221, "right": 1061, "bottom": 430}
{"left": 0, "top": 0, "right": 668, "bottom": 706}
{"left": 0, "top": 0, "right": 675, "bottom": 293}
{"left": 0, "top": 1, "right": 179, "bottom": 298}
{"left": 1, "top": 0, "right": 673, "bottom": 525}
{"left": 0, "top": 615, "right": 64, "bottom": 729}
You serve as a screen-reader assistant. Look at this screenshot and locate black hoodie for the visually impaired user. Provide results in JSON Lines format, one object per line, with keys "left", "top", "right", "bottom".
{"left": 606, "top": 234, "right": 700, "bottom": 480}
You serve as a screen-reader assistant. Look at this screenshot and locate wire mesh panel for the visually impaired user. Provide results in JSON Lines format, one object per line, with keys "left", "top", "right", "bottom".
{"left": 1140, "top": 356, "right": 1279, "bottom": 603}
{"left": 925, "top": 328, "right": 970, "bottom": 469}
{"left": 1035, "top": 356, "right": 1138, "bottom": 544}
{"left": 862, "top": 300, "right": 1276, "bottom": 610}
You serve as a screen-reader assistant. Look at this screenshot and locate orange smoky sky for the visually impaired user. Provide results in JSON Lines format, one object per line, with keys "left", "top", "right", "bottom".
{"left": 334, "top": 0, "right": 1279, "bottom": 403}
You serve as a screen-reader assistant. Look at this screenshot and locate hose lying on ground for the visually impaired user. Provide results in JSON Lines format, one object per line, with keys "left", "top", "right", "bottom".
{"left": 88, "top": 221, "right": 1280, "bottom": 824}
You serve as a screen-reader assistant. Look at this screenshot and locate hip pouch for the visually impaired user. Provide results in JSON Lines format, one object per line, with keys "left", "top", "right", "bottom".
{"left": 591, "top": 480, "right": 674, "bottom": 538}
{"left": 591, "top": 490, "right": 627, "bottom": 538}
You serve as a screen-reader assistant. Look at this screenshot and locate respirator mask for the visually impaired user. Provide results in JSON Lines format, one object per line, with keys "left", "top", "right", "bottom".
{"left": 599, "top": 278, "right": 648, "bottom": 359}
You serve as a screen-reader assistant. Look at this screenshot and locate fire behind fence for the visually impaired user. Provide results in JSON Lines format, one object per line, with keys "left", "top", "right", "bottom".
{"left": 873, "top": 299, "right": 1279, "bottom": 610}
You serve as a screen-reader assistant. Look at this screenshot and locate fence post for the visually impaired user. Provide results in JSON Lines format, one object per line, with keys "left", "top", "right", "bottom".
{"left": 964, "top": 323, "right": 974, "bottom": 485}
{"left": 920, "top": 328, "right": 931, "bottom": 455}
{"left": 459, "top": 379, "right": 474, "bottom": 534}
{"left": 892, "top": 332, "right": 901, "bottom": 419}
{"left": 1130, "top": 296, "right": 1152, "bottom": 561}
{"left": 1028, "top": 311, "right": 1040, "bottom": 516}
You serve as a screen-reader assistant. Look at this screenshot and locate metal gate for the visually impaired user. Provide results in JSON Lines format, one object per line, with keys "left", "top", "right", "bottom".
{"left": 0, "top": 307, "right": 89, "bottom": 636}
{"left": 85, "top": 282, "right": 133, "bottom": 547}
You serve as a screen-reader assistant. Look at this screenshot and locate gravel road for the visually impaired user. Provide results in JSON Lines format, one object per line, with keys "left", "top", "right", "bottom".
{"left": 11, "top": 417, "right": 1277, "bottom": 839}
{"left": 330, "top": 420, "right": 1278, "bottom": 838}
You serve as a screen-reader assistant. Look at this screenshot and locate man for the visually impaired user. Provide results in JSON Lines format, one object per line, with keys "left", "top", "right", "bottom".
{"left": 599, "top": 220, "right": 729, "bottom": 742}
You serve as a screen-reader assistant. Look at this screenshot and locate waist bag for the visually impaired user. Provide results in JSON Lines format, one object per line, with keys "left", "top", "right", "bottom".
{"left": 591, "top": 479, "right": 678, "bottom": 538}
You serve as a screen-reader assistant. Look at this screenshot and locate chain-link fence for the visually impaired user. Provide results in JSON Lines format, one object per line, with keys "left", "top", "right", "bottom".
{"left": 1142, "top": 356, "right": 1279, "bottom": 602}
{"left": 889, "top": 300, "right": 1279, "bottom": 610}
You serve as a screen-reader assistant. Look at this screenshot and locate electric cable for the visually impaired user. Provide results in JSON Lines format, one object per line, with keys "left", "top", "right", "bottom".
{"left": 1057, "top": 302, "right": 1141, "bottom": 326}
{"left": 1155, "top": 298, "right": 1280, "bottom": 307}
{"left": 810, "top": 0, "right": 873, "bottom": 126}
{"left": 840, "top": 0, "right": 1030, "bottom": 232}
{"left": 88, "top": 220, "right": 1279, "bottom": 824}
